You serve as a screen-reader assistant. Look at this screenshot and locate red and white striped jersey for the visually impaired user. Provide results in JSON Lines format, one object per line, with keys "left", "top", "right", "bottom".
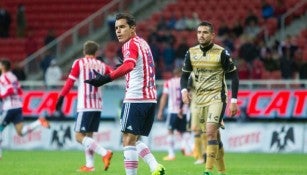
{"left": 121, "top": 36, "right": 157, "bottom": 103}
{"left": 67, "top": 57, "right": 112, "bottom": 112}
{"left": 162, "top": 77, "right": 188, "bottom": 114}
{"left": 0, "top": 71, "right": 23, "bottom": 110}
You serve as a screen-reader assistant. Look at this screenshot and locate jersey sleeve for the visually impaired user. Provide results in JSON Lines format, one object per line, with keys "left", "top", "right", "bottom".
{"left": 109, "top": 40, "right": 138, "bottom": 80}
{"left": 221, "top": 50, "right": 236, "bottom": 73}
{"left": 221, "top": 50, "right": 239, "bottom": 99}
{"left": 60, "top": 60, "right": 79, "bottom": 96}
{"left": 162, "top": 80, "right": 169, "bottom": 94}
{"left": 182, "top": 50, "right": 192, "bottom": 72}
{"left": 104, "top": 64, "right": 113, "bottom": 74}
{"left": 68, "top": 59, "right": 80, "bottom": 80}
{"left": 122, "top": 40, "right": 138, "bottom": 64}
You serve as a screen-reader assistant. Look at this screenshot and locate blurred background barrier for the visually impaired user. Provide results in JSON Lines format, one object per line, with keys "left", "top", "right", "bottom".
{"left": 2, "top": 121, "right": 307, "bottom": 153}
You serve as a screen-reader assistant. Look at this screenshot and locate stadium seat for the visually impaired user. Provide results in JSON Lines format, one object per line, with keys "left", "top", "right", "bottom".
{"left": 295, "top": 36, "right": 306, "bottom": 49}
{"left": 265, "top": 18, "right": 278, "bottom": 35}
{"left": 164, "top": 3, "right": 177, "bottom": 12}
{"left": 150, "top": 12, "right": 162, "bottom": 24}
{"left": 271, "top": 70, "right": 282, "bottom": 79}
{"left": 1, "top": 0, "right": 111, "bottom": 62}
{"left": 105, "top": 41, "right": 119, "bottom": 53}
{"left": 301, "top": 29, "right": 307, "bottom": 38}
{"left": 303, "top": 50, "right": 307, "bottom": 61}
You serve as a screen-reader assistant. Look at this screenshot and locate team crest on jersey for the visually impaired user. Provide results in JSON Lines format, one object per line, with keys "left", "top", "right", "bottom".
{"left": 193, "top": 55, "right": 199, "bottom": 60}
{"left": 225, "top": 50, "right": 230, "bottom": 56}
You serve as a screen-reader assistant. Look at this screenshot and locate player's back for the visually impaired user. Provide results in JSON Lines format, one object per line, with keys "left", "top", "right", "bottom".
{"left": 164, "top": 77, "right": 188, "bottom": 114}
{"left": 70, "top": 57, "right": 111, "bottom": 111}
{"left": 0, "top": 71, "right": 23, "bottom": 109}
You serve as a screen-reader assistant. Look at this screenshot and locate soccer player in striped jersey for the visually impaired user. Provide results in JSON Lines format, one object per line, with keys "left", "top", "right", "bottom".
{"left": 181, "top": 21, "right": 239, "bottom": 175}
{"left": 157, "top": 68, "right": 192, "bottom": 161}
{"left": 55, "top": 41, "right": 113, "bottom": 172}
{"left": 0, "top": 59, "right": 50, "bottom": 159}
{"left": 85, "top": 13, "right": 165, "bottom": 175}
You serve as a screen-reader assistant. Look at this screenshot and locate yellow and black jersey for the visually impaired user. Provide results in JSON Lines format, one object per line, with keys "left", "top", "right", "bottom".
{"left": 182, "top": 43, "right": 237, "bottom": 107}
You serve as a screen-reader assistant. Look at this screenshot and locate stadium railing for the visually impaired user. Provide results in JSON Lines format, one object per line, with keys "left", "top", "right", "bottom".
{"left": 280, "top": 0, "right": 307, "bottom": 41}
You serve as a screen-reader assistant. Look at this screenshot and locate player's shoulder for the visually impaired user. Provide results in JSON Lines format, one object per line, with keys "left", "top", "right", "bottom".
{"left": 212, "top": 43, "right": 224, "bottom": 51}
{"left": 166, "top": 77, "right": 179, "bottom": 86}
{"left": 122, "top": 38, "right": 133, "bottom": 49}
{"left": 129, "top": 35, "right": 149, "bottom": 47}
{"left": 72, "top": 57, "right": 83, "bottom": 63}
{"left": 8, "top": 71, "right": 18, "bottom": 79}
{"left": 0, "top": 72, "right": 18, "bottom": 83}
{"left": 189, "top": 44, "right": 200, "bottom": 51}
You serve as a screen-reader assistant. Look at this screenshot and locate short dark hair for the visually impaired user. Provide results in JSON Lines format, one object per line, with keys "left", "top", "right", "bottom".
{"left": 0, "top": 59, "right": 11, "bottom": 70}
{"left": 83, "top": 41, "right": 99, "bottom": 55}
{"left": 198, "top": 21, "right": 214, "bottom": 33}
{"left": 116, "top": 12, "right": 136, "bottom": 27}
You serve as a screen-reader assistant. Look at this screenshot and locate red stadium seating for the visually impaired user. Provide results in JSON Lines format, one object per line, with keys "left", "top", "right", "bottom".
{"left": 265, "top": 18, "right": 278, "bottom": 35}
{"left": 0, "top": 39, "right": 26, "bottom": 65}
{"left": 303, "top": 50, "right": 307, "bottom": 61}
{"left": 0, "top": 0, "right": 111, "bottom": 63}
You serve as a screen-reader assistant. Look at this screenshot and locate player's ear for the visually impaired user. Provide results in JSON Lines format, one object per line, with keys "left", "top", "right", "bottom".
{"left": 211, "top": 32, "right": 216, "bottom": 40}
{"left": 131, "top": 25, "right": 136, "bottom": 32}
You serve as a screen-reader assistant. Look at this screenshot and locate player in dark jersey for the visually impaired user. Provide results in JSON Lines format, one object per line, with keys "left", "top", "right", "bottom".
{"left": 180, "top": 21, "right": 239, "bottom": 175}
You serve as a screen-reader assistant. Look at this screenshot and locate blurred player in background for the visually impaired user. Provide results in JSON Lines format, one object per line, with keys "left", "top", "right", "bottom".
{"left": 188, "top": 73, "right": 207, "bottom": 165}
{"left": 181, "top": 21, "right": 239, "bottom": 175}
{"left": 55, "top": 41, "right": 113, "bottom": 172}
{"left": 0, "top": 59, "right": 50, "bottom": 159}
{"left": 84, "top": 13, "right": 165, "bottom": 175}
{"left": 157, "top": 68, "right": 192, "bottom": 161}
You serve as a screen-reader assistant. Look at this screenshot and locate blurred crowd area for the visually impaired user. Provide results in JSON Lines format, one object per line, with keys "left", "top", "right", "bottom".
{"left": 102, "top": 0, "right": 307, "bottom": 80}
{"left": 0, "top": 0, "right": 306, "bottom": 82}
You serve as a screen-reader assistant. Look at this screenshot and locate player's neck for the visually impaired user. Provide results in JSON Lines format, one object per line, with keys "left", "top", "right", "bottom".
{"left": 131, "top": 33, "right": 136, "bottom": 38}
{"left": 200, "top": 43, "right": 213, "bottom": 57}
{"left": 200, "top": 42, "right": 213, "bottom": 52}
{"left": 85, "top": 55, "right": 95, "bottom": 58}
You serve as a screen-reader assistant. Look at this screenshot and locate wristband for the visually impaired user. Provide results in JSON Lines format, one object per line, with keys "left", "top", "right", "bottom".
{"left": 231, "top": 98, "right": 237, "bottom": 103}
{"left": 181, "top": 89, "right": 188, "bottom": 94}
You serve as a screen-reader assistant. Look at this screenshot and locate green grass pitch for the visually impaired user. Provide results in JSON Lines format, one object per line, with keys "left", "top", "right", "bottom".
{"left": 0, "top": 150, "right": 306, "bottom": 175}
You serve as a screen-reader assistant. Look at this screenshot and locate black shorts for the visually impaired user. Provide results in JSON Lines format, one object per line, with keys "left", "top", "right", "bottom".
{"left": 120, "top": 103, "right": 156, "bottom": 136}
{"left": 74, "top": 111, "right": 101, "bottom": 133}
{"left": 167, "top": 113, "right": 187, "bottom": 133}
{"left": 0, "top": 108, "right": 23, "bottom": 131}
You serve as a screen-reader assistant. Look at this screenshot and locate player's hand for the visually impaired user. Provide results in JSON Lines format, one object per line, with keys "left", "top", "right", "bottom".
{"left": 181, "top": 90, "right": 190, "bottom": 104}
{"left": 177, "top": 108, "right": 183, "bottom": 119}
{"left": 56, "top": 96, "right": 64, "bottom": 111}
{"left": 84, "top": 70, "right": 112, "bottom": 87}
{"left": 229, "top": 102, "right": 238, "bottom": 117}
{"left": 157, "top": 111, "right": 163, "bottom": 120}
